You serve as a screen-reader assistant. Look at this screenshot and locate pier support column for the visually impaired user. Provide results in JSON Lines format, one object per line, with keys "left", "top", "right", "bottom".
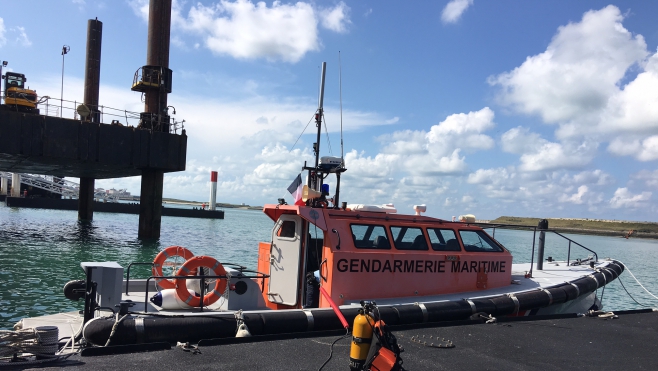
{"left": 78, "top": 18, "right": 103, "bottom": 222}
{"left": 138, "top": 170, "right": 163, "bottom": 239}
{"left": 11, "top": 173, "right": 21, "bottom": 197}
{"left": 78, "top": 177, "right": 95, "bottom": 221}
{"left": 0, "top": 176, "right": 7, "bottom": 195}
{"left": 137, "top": 0, "right": 172, "bottom": 239}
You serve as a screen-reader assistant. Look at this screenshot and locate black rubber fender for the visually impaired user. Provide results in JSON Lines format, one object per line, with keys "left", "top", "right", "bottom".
{"left": 489, "top": 295, "right": 517, "bottom": 315}
{"left": 546, "top": 287, "right": 568, "bottom": 304}
{"left": 559, "top": 283, "right": 580, "bottom": 301}
{"left": 471, "top": 298, "right": 497, "bottom": 314}
{"left": 424, "top": 301, "right": 474, "bottom": 322}
{"left": 83, "top": 314, "right": 238, "bottom": 346}
{"left": 374, "top": 305, "right": 401, "bottom": 326}
{"left": 516, "top": 290, "right": 551, "bottom": 311}
{"left": 602, "top": 266, "right": 618, "bottom": 281}
{"left": 242, "top": 313, "right": 265, "bottom": 335}
{"left": 307, "top": 309, "right": 343, "bottom": 331}
{"left": 391, "top": 304, "right": 424, "bottom": 325}
{"left": 572, "top": 276, "right": 598, "bottom": 294}
{"left": 607, "top": 261, "right": 624, "bottom": 277}
{"left": 261, "top": 311, "right": 309, "bottom": 334}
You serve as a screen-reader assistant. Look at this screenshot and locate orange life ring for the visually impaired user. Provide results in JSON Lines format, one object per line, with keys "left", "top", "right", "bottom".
{"left": 174, "top": 256, "right": 228, "bottom": 307}
{"left": 152, "top": 246, "right": 195, "bottom": 289}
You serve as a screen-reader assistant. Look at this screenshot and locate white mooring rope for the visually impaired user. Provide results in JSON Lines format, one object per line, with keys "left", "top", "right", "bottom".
{"left": 619, "top": 261, "right": 658, "bottom": 302}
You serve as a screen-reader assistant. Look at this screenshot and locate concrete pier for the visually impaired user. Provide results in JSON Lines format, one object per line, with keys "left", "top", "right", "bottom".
{"left": 0, "top": 175, "right": 6, "bottom": 195}
{"left": 0, "top": 111, "right": 186, "bottom": 177}
{"left": 10, "top": 173, "right": 20, "bottom": 197}
{"left": 0, "top": 3, "right": 187, "bottom": 238}
{"left": 35, "top": 310, "right": 658, "bottom": 370}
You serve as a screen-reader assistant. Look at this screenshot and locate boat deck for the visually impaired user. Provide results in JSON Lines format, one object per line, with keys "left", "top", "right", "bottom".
{"left": 31, "top": 309, "right": 658, "bottom": 370}
{"left": 16, "top": 260, "right": 613, "bottom": 341}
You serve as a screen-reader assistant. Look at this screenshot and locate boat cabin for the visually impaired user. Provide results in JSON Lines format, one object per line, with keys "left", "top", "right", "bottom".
{"left": 258, "top": 204, "right": 513, "bottom": 309}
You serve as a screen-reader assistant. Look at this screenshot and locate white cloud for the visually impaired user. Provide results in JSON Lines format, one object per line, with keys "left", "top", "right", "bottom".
{"left": 441, "top": 0, "right": 473, "bottom": 24}
{"left": 319, "top": 1, "right": 351, "bottom": 33}
{"left": 609, "top": 187, "right": 651, "bottom": 209}
{"left": 128, "top": 0, "right": 149, "bottom": 21}
{"left": 558, "top": 185, "right": 588, "bottom": 204}
{"left": 13, "top": 26, "right": 31, "bottom": 47}
{"left": 426, "top": 107, "right": 495, "bottom": 157}
{"left": 489, "top": 4, "right": 658, "bottom": 165}
{"left": 0, "top": 18, "right": 6, "bottom": 47}
{"left": 568, "top": 170, "right": 613, "bottom": 186}
{"left": 0, "top": 19, "right": 31, "bottom": 48}
{"left": 184, "top": 1, "right": 319, "bottom": 62}
{"left": 490, "top": 6, "right": 647, "bottom": 124}
{"left": 500, "top": 127, "right": 598, "bottom": 171}
{"left": 517, "top": 140, "right": 597, "bottom": 172}
{"left": 374, "top": 107, "right": 495, "bottom": 176}
{"left": 632, "top": 170, "right": 658, "bottom": 188}
{"left": 129, "top": 0, "right": 351, "bottom": 63}
{"left": 500, "top": 126, "right": 545, "bottom": 155}
{"left": 467, "top": 167, "right": 511, "bottom": 185}
{"left": 608, "top": 135, "right": 658, "bottom": 161}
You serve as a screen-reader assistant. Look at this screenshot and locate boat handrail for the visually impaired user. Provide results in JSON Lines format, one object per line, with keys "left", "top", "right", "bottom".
{"left": 125, "top": 262, "right": 154, "bottom": 295}
{"left": 472, "top": 223, "right": 599, "bottom": 276}
{"left": 125, "top": 261, "right": 269, "bottom": 298}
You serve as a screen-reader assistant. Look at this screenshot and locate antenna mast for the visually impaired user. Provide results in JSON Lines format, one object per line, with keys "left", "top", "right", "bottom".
{"left": 302, "top": 61, "right": 346, "bottom": 208}
{"left": 311, "top": 62, "right": 327, "bottom": 190}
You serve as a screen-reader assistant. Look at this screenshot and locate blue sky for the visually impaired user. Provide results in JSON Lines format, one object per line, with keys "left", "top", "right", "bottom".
{"left": 2, "top": 0, "right": 658, "bottom": 221}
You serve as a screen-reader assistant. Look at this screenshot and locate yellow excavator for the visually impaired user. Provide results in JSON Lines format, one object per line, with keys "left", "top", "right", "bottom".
{"left": 1, "top": 64, "right": 40, "bottom": 114}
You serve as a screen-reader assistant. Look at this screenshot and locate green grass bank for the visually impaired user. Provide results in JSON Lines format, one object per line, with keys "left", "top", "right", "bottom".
{"left": 486, "top": 216, "right": 658, "bottom": 239}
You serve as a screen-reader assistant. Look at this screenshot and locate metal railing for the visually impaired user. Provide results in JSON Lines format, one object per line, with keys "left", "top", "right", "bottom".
{"left": 125, "top": 261, "right": 270, "bottom": 313}
{"left": 472, "top": 222, "right": 599, "bottom": 277}
{"left": 2, "top": 94, "right": 186, "bottom": 134}
{"left": 0, "top": 172, "right": 125, "bottom": 201}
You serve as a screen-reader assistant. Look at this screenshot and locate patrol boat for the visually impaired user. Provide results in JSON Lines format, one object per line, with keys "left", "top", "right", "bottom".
{"left": 15, "top": 63, "right": 624, "bottom": 349}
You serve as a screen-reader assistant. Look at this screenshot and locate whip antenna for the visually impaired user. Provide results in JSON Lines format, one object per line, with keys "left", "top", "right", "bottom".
{"left": 339, "top": 51, "right": 344, "bottom": 162}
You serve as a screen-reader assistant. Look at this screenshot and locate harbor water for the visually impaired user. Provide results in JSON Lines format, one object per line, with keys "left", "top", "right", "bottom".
{"left": 1, "top": 203, "right": 657, "bottom": 330}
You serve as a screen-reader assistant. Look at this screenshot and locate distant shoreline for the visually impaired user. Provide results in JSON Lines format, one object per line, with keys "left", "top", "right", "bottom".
{"left": 161, "top": 198, "right": 262, "bottom": 210}
{"left": 483, "top": 216, "right": 658, "bottom": 240}
{"left": 152, "top": 199, "right": 658, "bottom": 239}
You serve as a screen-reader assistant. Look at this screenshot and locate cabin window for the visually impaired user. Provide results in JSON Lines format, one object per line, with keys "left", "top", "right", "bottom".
{"left": 458, "top": 230, "right": 503, "bottom": 252}
{"left": 427, "top": 228, "right": 461, "bottom": 251}
{"left": 350, "top": 224, "right": 391, "bottom": 249}
{"left": 276, "top": 220, "right": 297, "bottom": 239}
{"left": 390, "top": 226, "right": 428, "bottom": 250}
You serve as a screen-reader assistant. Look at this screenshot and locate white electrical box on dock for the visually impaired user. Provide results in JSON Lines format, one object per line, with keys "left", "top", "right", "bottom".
{"left": 80, "top": 262, "right": 123, "bottom": 310}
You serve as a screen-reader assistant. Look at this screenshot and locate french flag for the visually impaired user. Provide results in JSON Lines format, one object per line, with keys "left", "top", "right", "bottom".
{"left": 287, "top": 174, "right": 305, "bottom": 206}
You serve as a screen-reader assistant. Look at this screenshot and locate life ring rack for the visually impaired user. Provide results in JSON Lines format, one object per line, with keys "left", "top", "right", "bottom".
{"left": 174, "top": 255, "right": 228, "bottom": 307}
{"left": 152, "top": 246, "right": 195, "bottom": 289}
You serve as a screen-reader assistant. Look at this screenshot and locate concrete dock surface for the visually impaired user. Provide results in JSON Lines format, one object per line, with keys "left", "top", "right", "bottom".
{"left": 14, "top": 309, "right": 658, "bottom": 370}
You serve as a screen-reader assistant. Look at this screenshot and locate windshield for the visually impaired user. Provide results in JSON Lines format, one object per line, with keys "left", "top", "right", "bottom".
{"left": 458, "top": 230, "right": 504, "bottom": 252}
{"left": 5, "top": 74, "right": 25, "bottom": 89}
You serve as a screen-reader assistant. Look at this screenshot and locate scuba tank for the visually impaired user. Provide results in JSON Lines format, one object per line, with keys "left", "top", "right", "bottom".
{"left": 349, "top": 302, "right": 375, "bottom": 370}
{"left": 350, "top": 301, "right": 404, "bottom": 371}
